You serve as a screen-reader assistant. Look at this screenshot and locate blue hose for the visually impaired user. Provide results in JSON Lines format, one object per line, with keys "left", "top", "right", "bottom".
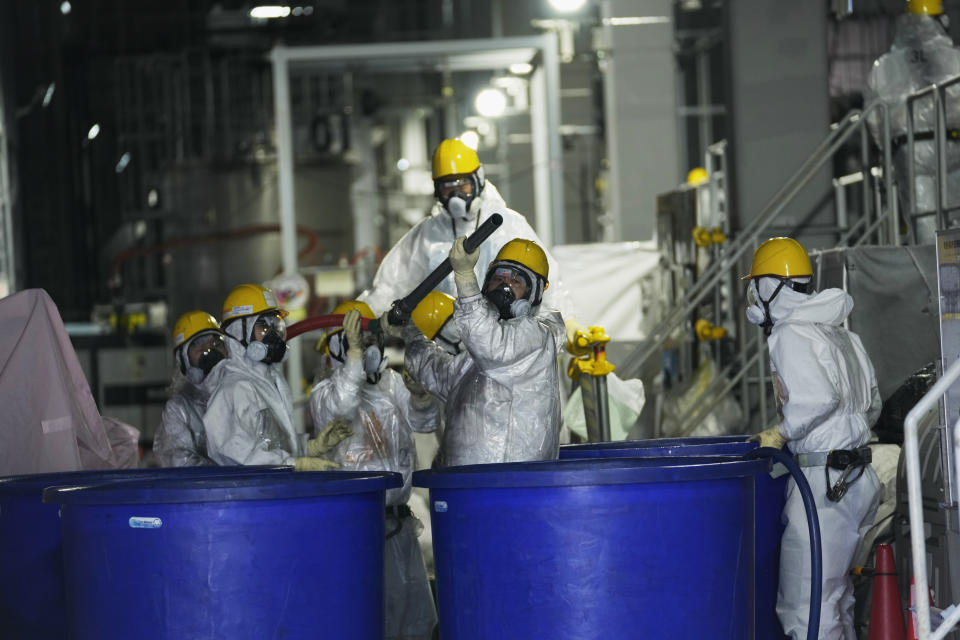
{"left": 745, "top": 447, "right": 822, "bottom": 640}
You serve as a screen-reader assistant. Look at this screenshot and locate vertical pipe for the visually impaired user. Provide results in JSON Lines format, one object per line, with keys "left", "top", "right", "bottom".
{"left": 530, "top": 65, "right": 552, "bottom": 246}
{"left": 937, "top": 88, "right": 949, "bottom": 231}
{"left": 907, "top": 96, "right": 918, "bottom": 240}
{"left": 860, "top": 124, "right": 871, "bottom": 242}
{"left": 271, "top": 47, "right": 305, "bottom": 433}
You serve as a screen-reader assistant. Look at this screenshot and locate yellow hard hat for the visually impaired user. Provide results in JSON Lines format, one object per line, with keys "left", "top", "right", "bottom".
{"left": 907, "top": 0, "right": 943, "bottom": 15}
{"left": 317, "top": 300, "right": 376, "bottom": 353}
{"left": 411, "top": 291, "right": 455, "bottom": 340}
{"left": 432, "top": 138, "right": 481, "bottom": 180}
{"left": 743, "top": 237, "right": 812, "bottom": 279}
{"left": 493, "top": 238, "right": 549, "bottom": 282}
{"left": 172, "top": 311, "right": 220, "bottom": 351}
{"left": 221, "top": 284, "right": 286, "bottom": 323}
{"left": 687, "top": 167, "right": 709, "bottom": 186}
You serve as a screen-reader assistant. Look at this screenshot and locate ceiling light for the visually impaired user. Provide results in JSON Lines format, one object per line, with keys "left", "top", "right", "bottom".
{"left": 249, "top": 5, "right": 291, "bottom": 19}
{"left": 475, "top": 89, "right": 507, "bottom": 118}
{"left": 548, "top": 0, "right": 587, "bottom": 13}
{"left": 460, "top": 131, "right": 480, "bottom": 150}
{"left": 396, "top": 158, "right": 410, "bottom": 171}
{"left": 60, "top": 1, "right": 72, "bottom": 15}
{"left": 602, "top": 16, "right": 671, "bottom": 26}
{"left": 115, "top": 152, "right": 131, "bottom": 174}
{"left": 87, "top": 124, "right": 100, "bottom": 140}
{"left": 509, "top": 62, "right": 533, "bottom": 75}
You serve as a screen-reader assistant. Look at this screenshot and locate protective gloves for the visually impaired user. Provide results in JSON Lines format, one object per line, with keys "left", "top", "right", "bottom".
{"left": 402, "top": 368, "right": 434, "bottom": 410}
{"left": 343, "top": 308, "right": 364, "bottom": 364}
{"left": 749, "top": 426, "right": 786, "bottom": 449}
{"left": 294, "top": 457, "right": 341, "bottom": 471}
{"left": 379, "top": 311, "right": 406, "bottom": 340}
{"left": 450, "top": 236, "right": 481, "bottom": 297}
{"left": 307, "top": 418, "right": 352, "bottom": 456}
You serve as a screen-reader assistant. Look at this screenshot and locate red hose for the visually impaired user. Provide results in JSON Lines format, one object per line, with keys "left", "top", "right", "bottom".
{"left": 286, "top": 314, "right": 373, "bottom": 340}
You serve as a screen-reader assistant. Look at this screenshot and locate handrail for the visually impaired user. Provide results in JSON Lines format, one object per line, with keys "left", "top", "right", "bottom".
{"left": 620, "top": 101, "right": 892, "bottom": 378}
{"left": 904, "top": 357, "right": 960, "bottom": 640}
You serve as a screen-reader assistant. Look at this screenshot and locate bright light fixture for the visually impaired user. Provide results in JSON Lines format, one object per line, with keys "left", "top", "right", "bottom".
{"left": 115, "top": 152, "right": 131, "bottom": 174}
{"left": 509, "top": 62, "right": 533, "bottom": 75}
{"left": 475, "top": 89, "right": 507, "bottom": 118}
{"left": 60, "top": 1, "right": 71, "bottom": 15}
{"left": 460, "top": 131, "right": 480, "bottom": 151}
{"left": 42, "top": 83, "right": 56, "bottom": 108}
{"left": 249, "top": 5, "right": 291, "bottom": 19}
{"left": 548, "top": 0, "right": 587, "bottom": 13}
{"left": 87, "top": 124, "right": 100, "bottom": 140}
{"left": 602, "top": 16, "right": 670, "bottom": 26}
{"left": 396, "top": 158, "right": 410, "bottom": 171}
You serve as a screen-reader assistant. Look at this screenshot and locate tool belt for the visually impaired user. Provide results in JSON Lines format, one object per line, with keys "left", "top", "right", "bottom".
{"left": 797, "top": 446, "right": 872, "bottom": 503}
{"left": 385, "top": 504, "right": 413, "bottom": 540}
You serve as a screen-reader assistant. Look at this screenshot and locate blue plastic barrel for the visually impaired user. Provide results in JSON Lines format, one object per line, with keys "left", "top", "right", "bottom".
{"left": 45, "top": 470, "right": 401, "bottom": 640}
{"left": 415, "top": 456, "right": 768, "bottom": 639}
{"left": 561, "top": 437, "right": 789, "bottom": 640}
{"left": 0, "top": 465, "right": 290, "bottom": 640}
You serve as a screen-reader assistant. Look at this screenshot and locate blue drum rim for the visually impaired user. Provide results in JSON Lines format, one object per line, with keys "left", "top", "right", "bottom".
{"left": 0, "top": 466, "right": 292, "bottom": 497}
{"left": 43, "top": 470, "right": 402, "bottom": 505}
{"left": 560, "top": 435, "right": 753, "bottom": 452}
{"left": 414, "top": 456, "right": 769, "bottom": 489}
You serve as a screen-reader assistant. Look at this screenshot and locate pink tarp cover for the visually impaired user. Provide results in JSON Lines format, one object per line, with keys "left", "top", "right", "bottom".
{"left": 0, "top": 289, "right": 123, "bottom": 474}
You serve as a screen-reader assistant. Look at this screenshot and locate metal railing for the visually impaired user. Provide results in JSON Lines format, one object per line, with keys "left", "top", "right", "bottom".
{"left": 904, "top": 358, "right": 960, "bottom": 640}
{"left": 620, "top": 101, "right": 894, "bottom": 397}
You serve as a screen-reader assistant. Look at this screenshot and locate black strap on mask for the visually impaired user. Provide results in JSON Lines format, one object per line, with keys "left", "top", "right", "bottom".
{"left": 755, "top": 277, "right": 813, "bottom": 336}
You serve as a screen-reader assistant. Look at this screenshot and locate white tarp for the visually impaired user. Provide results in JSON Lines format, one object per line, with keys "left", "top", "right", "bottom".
{"left": 0, "top": 289, "right": 127, "bottom": 475}
{"left": 551, "top": 241, "right": 661, "bottom": 341}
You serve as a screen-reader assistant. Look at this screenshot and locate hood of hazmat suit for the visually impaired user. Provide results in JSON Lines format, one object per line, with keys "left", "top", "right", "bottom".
{"left": 201, "top": 336, "right": 300, "bottom": 465}
{"left": 404, "top": 292, "right": 566, "bottom": 467}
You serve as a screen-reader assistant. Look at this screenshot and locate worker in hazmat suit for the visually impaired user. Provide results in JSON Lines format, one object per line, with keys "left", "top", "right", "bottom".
{"left": 746, "top": 237, "right": 882, "bottom": 640}
{"left": 203, "top": 284, "right": 350, "bottom": 470}
{"left": 153, "top": 311, "right": 226, "bottom": 466}
{"left": 310, "top": 300, "right": 439, "bottom": 640}
{"left": 391, "top": 237, "right": 566, "bottom": 466}
{"left": 864, "top": 0, "right": 960, "bottom": 243}
{"left": 359, "top": 137, "right": 587, "bottom": 347}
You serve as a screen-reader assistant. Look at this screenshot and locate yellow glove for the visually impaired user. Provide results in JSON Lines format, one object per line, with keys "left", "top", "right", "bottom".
{"left": 294, "top": 457, "right": 341, "bottom": 471}
{"left": 749, "top": 426, "right": 786, "bottom": 449}
{"left": 450, "top": 237, "right": 481, "bottom": 297}
{"left": 307, "top": 418, "right": 352, "bottom": 456}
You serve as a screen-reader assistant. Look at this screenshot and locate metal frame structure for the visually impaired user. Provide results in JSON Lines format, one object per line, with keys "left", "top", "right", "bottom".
{"left": 269, "top": 35, "right": 565, "bottom": 412}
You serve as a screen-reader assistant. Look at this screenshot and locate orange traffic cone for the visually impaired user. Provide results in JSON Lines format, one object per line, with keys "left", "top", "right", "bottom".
{"left": 870, "top": 544, "right": 907, "bottom": 640}
{"left": 907, "top": 576, "right": 935, "bottom": 640}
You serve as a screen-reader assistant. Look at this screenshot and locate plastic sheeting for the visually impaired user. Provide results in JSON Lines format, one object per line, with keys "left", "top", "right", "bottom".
{"left": 864, "top": 14, "right": 960, "bottom": 242}
{"left": 0, "top": 289, "right": 121, "bottom": 474}
{"left": 562, "top": 373, "right": 645, "bottom": 442}
{"left": 814, "top": 245, "right": 939, "bottom": 402}
{"left": 549, "top": 242, "right": 661, "bottom": 341}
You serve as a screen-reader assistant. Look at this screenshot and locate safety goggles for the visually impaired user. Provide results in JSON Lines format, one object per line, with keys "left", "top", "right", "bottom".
{"left": 435, "top": 176, "right": 475, "bottom": 200}
{"left": 187, "top": 331, "right": 226, "bottom": 362}
{"left": 252, "top": 311, "right": 287, "bottom": 342}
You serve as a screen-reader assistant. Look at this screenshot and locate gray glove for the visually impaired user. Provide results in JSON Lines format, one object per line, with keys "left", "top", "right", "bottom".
{"left": 343, "top": 308, "right": 363, "bottom": 364}
{"left": 379, "top": 311, "right": 405, "bottom": 340}
{"left": 450, "top": 237, "right": 481, "bottom": 297}
{"left": 307, "top": 418, "right": 352, "bottom": 456}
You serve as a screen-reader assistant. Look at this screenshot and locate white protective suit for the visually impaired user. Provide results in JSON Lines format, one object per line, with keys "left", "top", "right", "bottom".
{"left": 153, "top": 378, "right": 215, "bottom": 467}
{"left": 359, "top": 180, "right": 576, "bottom": 320}
{"left": 309, "top": 359, "right": 439, "bottom": 640}
{"left": 753, "top": 281, "right": 882, "bottom": 640}
{"left": 404, "top": 293, "right": 566, "bottom": 467}
{"left": 201, "top": 338, "right": 301, "bottom": 466}
{"left": 865, "top": 14, "right": 960, "bottom": 243}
